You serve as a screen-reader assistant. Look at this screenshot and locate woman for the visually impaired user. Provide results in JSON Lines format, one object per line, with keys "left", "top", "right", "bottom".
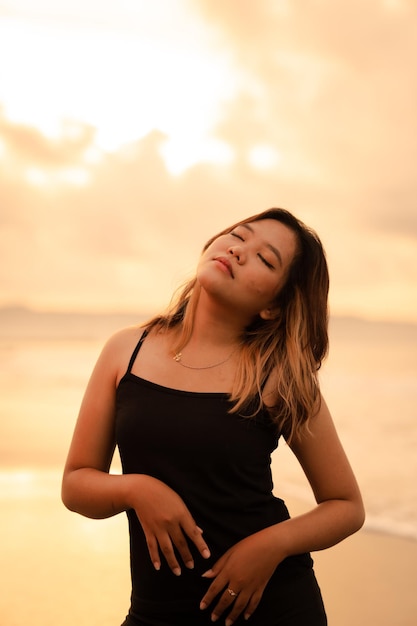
{"left": 62, "top": 208, "right": 365, "bottom": 626}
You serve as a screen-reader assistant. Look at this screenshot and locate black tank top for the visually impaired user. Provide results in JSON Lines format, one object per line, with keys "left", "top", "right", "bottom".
{"left": 115, "top": 331, "right": 317, "bottom": 626}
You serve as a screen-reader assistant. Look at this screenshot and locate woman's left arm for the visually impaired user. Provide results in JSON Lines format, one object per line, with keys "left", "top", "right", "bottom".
{"left": 277, "top": 394, "right": 365, "bottom": 551}
{"left": 200, "top": 395, "right": 365, "bottom": 625}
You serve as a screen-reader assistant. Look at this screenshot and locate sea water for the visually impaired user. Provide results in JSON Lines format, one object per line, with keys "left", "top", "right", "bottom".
{"left": 0, "top": 309, "right": 416, "bottom": 624}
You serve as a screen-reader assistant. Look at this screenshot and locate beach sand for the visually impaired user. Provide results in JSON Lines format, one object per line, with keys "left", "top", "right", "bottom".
{"left": 1, "top": 490, "right": 416, "bottom": 626}
{"left": 288, "top": 497, "right": 417, "bottom": 626}
{"left": 315, "top": 529, "right": 417, "bottom": 626}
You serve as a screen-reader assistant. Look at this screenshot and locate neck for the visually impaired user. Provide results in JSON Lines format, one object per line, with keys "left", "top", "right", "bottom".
{"left": 183, "top": 289, "right": 250, "bottom": 349}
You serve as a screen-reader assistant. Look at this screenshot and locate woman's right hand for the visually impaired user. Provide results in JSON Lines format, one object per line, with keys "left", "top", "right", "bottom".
{"left": 130, "top": 474, "right": 211, "bottom": 575}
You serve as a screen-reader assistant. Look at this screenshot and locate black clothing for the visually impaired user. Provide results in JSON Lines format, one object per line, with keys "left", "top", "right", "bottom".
{"left": 115, "top": 332, "right": 327, "bottom": 625}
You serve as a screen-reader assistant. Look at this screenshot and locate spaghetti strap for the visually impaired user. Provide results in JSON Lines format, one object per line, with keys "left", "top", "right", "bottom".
{"left": 126, "top": 329, "right": 149, "bottom": 374}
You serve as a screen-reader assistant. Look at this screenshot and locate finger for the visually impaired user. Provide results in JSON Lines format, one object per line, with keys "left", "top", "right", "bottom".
{"left": 201, "top": 552, "right": 226, "bottom": 580}
{"left": 170, "top": 527, "right": 195, "bottom": 569}
{"left": 224, "top": 596, "right": 252, "bottom": 626}
{"left": 199, "top": 573, "right": 228, "bottom": 610}
{"left": 210, "top": 588, "right": 247, "bottom": 624}
{"left": 242, "top": 589, "right": 264, "bottom": 621}
{"left": 183, "top": 521, "right": 211, "bottom": 559}
{"left": 144, "top": 532, "right": 161, "bottom": 571}
{"left": 157, "top": 533, "right": 182, "bottom": 576}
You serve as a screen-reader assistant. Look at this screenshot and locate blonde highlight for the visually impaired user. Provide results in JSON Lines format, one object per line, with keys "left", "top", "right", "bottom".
{"left": 145, "top": 208, "right": 329, "bottom": 443}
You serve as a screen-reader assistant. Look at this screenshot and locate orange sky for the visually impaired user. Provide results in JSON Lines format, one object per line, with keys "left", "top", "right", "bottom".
{"left": 0, "top": 0, "right": 416, "bottom": 322}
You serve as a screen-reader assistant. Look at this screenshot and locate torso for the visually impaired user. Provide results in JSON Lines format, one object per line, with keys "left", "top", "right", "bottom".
{"left": 114, "top": 326, "right": 324, "bottom": 625}
{"left": 122, "top": 326, "right": 242, "bottom": 394}
{"left": 116, "top": 325, "right": 277, "bottom": 405}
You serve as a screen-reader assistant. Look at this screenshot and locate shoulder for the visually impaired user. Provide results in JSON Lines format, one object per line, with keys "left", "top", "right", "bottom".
{"left": 260, "top": 371, "right": 280, "bottom": 408}
{"left": 95, "top": 325, "right": 147, "bottom": 384}
{"left": 104, "top": 324, "right": 146, "bottom": 351}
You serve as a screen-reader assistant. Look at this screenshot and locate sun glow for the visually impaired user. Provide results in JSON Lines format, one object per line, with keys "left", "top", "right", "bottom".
{"left": 160, "top": 136, "right": 235, "bottom": 175}
{"left": 248, "top": 144, "right": 282, "bottom": 170}
{"left": 0, "top": 4, "right": 240, "bottom": 173}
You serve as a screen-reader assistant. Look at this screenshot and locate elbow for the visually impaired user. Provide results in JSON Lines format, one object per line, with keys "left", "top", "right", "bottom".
{"left": 354, "top": 500, "right": 366, "bottom": 533}
{"left": 61, "top": 467, "right": 116, "bottom": 520}
{"left": 61, "top": 468, "right": 85, "bottom": 514}
{"left": 346, "top": 496, "right": 366, "bottom": 536}
{"left": 61, "top": 492, "right": 77, "bottom": 513}
{"left": 61, "top": 479, "right": 96, "bottom": 517}
{"left": 61, "top": 476, "right": 77, "bottom": 512}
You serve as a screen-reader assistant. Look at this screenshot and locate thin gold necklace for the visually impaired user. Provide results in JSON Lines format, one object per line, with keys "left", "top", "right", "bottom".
{"left": 173, "top": 349, "right": 236, "bottom": 370}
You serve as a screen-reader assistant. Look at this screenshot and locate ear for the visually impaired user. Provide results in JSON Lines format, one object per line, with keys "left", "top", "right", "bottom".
{"left": 259, "top": 306, "right": 280, "bottom": 321}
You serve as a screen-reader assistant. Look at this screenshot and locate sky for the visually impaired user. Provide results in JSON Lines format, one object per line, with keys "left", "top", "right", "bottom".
{"left": 0, "top": 0, "right": 416, "bottom": 322}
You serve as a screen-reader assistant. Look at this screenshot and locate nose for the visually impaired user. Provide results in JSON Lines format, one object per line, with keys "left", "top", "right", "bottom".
{"left": 228, "top": 244, "right": 245, "bottom": 263}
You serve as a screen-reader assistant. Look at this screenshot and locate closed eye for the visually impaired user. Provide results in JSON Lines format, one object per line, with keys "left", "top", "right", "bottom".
{"left": 258, "top": 254, "right": 274, "bottom": 269}
{"left": 231, "top": 231, "right": 244, "bottom": 241}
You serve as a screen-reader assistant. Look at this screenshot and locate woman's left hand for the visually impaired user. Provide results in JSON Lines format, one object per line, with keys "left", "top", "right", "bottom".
{"left": 199, "top": 526, "right": 284, "bottom": 625}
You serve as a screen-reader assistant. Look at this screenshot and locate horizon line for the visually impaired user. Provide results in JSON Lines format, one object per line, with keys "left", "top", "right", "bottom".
{"left": 0, "top": 303, "right": 416, "bottom": 328}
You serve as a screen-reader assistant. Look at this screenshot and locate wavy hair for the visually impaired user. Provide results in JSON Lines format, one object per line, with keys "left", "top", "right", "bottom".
{"left": 146, "top": 208, "right": 329, "bottom": 441}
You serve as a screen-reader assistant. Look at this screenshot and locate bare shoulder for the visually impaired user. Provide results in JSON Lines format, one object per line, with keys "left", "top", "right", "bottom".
{"left": 94, "top": 324, "right": 147, "bottom": 385}
{"left": 104, "top": 324, "right": 146, "bottom": 350}
{"left": 260, "top": 371, "right": 280, "bottom": 408}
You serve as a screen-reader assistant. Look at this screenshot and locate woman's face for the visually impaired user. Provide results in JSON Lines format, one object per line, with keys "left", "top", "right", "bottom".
{"left": 197, "top": 218, "right": 298, "bottom": 321}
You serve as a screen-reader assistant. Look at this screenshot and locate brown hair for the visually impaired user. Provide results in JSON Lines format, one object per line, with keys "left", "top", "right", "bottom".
{"left": 146, "top": 208, "right": 329, "bottom": 441}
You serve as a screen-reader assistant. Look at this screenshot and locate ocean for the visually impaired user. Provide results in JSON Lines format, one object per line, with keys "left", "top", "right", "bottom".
{"left": 1, "top": 308, "right": 416, "bottom": 624}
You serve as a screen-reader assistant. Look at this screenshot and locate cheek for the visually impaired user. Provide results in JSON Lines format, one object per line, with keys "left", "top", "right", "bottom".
{"left": 246, "top": 275, "right": 279, "bottom": 302}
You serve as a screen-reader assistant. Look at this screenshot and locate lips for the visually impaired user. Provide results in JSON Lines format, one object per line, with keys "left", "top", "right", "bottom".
{"left": 214, "top": 256, "right": 234, "bottom": 278}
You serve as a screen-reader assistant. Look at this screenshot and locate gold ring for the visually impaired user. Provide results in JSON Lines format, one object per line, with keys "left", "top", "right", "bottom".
{"left": 227, "top": 588, "right": 238, "bottom": 597}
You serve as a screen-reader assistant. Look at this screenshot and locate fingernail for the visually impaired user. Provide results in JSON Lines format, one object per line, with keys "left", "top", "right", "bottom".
{"left": 225, "top": 620, "right": 234, "bottom": 626}
{"left": 202, "top": 548, "right": 211, "bottom": 558}
{"left": 173, "top": 567, "right": 181, "bottom": 576}
{"left": 200, "top": 601, "right": 207, "bottom": 610}
{"left": 211, "top": 614, "right": 218, "bottom": 623}
{"left": 244, "top": 614, "right": 251, "bottom": 621}
{"left": 201, "top": 569, "right": 213, "bottom": 578}
{"left": 153, "top": 562, "right": 160, "bottom": 571}
{"left": 185, "top": 560, "right": 194, "bottom": 569}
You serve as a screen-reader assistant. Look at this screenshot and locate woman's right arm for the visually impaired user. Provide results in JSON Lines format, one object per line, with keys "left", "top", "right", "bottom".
{"left": 61, "top": 328, "right": 133, "bottom": 518}
{"left": 61, "top": 328, "right": 211, "bottom": 572}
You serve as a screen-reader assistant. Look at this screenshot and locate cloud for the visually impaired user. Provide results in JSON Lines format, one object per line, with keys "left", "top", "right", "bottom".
{"left": 0, "top": 118, "right": 260, "bottom": 311}
{"left": 0, "top": 110, "right": 416, "bottom": 321}
{"left": 192, "top": 0, "right": 417, "bottom": 222}
{"left": 0, "top": 113, "right": 95, "bottom": 166}
{"left": 0, "top": 0, "right": 416, "bottom": 320}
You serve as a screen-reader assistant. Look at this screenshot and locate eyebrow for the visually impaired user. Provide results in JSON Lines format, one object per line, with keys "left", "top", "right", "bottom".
{"left": 240, "top": 223, "right": 283, "bottom": 266}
